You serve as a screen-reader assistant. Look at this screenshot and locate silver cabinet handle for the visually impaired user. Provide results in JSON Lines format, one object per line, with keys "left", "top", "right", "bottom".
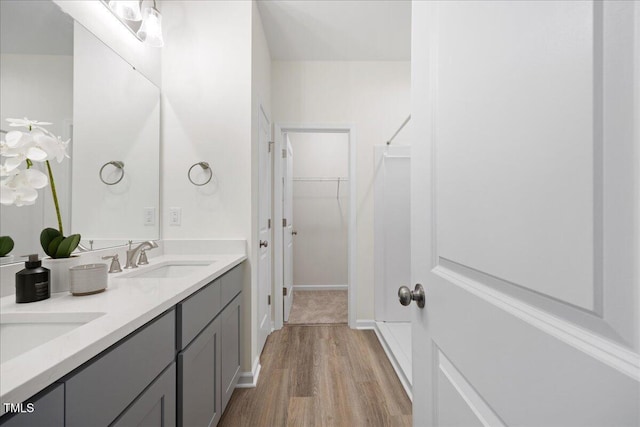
{"left": 260, "top": 240, "right": 268, "bottom": 248}
{"left": 398, "top": 284, "right": 425, "bottom": 308}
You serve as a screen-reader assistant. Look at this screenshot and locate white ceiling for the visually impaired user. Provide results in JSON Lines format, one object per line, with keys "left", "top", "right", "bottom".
{"left": 0, "top": 1, "right": 73, "bottom": 55}
{"left": 256, "top": 0, "right": 411, "bottom": 61}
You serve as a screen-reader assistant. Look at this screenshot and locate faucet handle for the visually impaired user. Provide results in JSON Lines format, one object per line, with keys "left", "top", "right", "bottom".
{"left": 138, "top": 249, "right": 149, "bottom": 265}
{"left": 102, "top": 254, "right": 123, "bottom": 273}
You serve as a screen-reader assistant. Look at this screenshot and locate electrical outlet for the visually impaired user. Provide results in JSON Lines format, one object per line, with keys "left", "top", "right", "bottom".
{"left": 143, "top": 207, "right": 155, "bottom": 225}
{"left": 169, "top": 207, "right": 182, "bottom": 226}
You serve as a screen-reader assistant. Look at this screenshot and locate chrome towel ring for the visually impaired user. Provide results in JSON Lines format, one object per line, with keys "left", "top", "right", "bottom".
{"left": 99, "top": 161, "right": 125, "bottom": 185}
{"left": 188, "top": 162, "right": 213, "bottom": 186}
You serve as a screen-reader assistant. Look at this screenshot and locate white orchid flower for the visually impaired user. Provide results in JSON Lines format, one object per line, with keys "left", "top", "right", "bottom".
{"left": 0, "top": 118, "right": 68, "bottom": 210}
{"left": 0, "top": 129, "right": 66, "bottom": 170}
{"left": 6, "top": 118, "right": 52, "bottom": 132}
{"left": 0, "top": 130, "right": 30, "bottom": 156}
{"left": 0, "top": 163, "right": 19, "bottom": 178}
{"left": 35, "top": 133, "right": 69, "bottom": 163}
{"left": 0, "top": 168, "right": 48, "bottom": 206}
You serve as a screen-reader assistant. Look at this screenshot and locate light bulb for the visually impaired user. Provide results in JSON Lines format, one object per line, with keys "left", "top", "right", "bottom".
{"left": 108, "top": 1, "right": 142, "bottom": 22}
{"left": 137, "top": 7, "right": 164, "bottom": 48}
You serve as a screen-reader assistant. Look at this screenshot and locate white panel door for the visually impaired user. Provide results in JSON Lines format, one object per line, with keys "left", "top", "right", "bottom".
{"left": 257, "top": 106, "right": 272, "bottom": 354}
{"left": 411, "top": 1, "right": 640, "bottom": 426}
{"left": 283, "top": 136, "right": 294, "bottom": 321}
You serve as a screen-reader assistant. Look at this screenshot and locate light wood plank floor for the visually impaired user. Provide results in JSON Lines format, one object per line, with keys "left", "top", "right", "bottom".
{"left": 219, "top": 325, "right": 412, "bottom": 427}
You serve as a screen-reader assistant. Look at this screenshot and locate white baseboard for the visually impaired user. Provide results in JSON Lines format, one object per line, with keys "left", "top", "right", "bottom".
{"left": 372, "top": 323, "right": 413, "bottom": 401}
{"left": 293, "top": 284, "right": 348, "bottom": 291}
{"left": 355, "top": 319, "right": 377, "bottom": 330}
{"left": 236, "top": 356, "right": 261, "bottom": 388}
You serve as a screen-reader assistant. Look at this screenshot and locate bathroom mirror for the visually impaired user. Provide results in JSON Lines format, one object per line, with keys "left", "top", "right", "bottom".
{"left": 0, "top": 0, "right": 160, "bottom": 264}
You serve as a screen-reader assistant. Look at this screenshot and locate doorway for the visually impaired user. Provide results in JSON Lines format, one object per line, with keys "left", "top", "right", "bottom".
{"left": 273, "top": 125, "right": 356, "bottom": 329}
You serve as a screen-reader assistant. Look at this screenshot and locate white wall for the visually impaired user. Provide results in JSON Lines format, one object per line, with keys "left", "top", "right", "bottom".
{"left": 272, "top": 61, "right": 411, "bottom": 321}
{"left": 53, "top": 0, "right": 161, "bottom": 87}
{"left": 0, "top": 53, "right": 73, "bottom": 257}
{"left": 289, "top": 132, "right": 348, "bottom": 287}
{"left": 162, "top": 0, "right": 270, "bottom": 373}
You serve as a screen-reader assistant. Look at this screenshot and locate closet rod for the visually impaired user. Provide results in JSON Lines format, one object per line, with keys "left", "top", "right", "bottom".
{"left": 386, "top": 115, "right": 411, "bottom": 145}
{"left": 292, "top": 177, "right": 348, "bottom": 182}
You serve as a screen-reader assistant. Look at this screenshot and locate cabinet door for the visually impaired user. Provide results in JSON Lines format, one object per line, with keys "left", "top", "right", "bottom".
{"left": 112, "top": 363, "right": 176, "bottom": 427}
{"left": 178, "top": 317, "right": 221, "bottom": 427}
{"left": 220, "top": 294, "right": 241, "bottom": 411}
{"left": 0, "top": 384, "right": 63, "bottom": 427}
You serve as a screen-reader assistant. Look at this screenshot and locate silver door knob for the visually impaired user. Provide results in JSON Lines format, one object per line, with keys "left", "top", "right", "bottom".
{"left": 398, "top": 284, "right": 425, "bottom": 308}
{"left": 260, "top": 240, "right": 268, "bottom": 248}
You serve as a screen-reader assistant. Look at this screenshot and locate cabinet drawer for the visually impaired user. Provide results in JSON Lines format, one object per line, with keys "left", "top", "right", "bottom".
{"left": 177, "top": 279, "right": 221, "bottom": 350}
{"left": 65, "top": 309, "right": 175, "bottom": 427}
{"left": 221, "top": 265, "right": 243, "bottom": 308}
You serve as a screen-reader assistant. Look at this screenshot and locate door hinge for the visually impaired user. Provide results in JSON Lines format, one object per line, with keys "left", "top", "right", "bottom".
{"left": 268, "top": 218, "right": 271, "bottom": 229}
{"left": 283, "top": 287, "right": 288, "bottom": 296}
{"left": 268, "top": 295, "right": 271, "bottom": 305}
{"left": 282, "top": 148, "right": 287, "bottom": 158}
{"left": 268, "top": 141, "right": 274, "bottom": 152}
{"left": 282, "top": 218, "right": 287, "bottom": 227}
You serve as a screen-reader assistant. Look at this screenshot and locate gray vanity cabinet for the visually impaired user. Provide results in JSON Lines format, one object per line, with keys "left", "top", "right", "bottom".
{"left": 0, "top": 384, "right": 64, "bottom": 427}
{"left": 0, "top": 262, "right": 245, "bottom": 427}
{"left": 177, "top": 264, "right": 243, "bottom": 427}
{"left": 112, "top": 363, "right": 176, "bottom": 427}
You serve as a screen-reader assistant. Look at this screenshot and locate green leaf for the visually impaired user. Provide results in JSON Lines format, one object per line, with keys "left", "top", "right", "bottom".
{"left": 40, "top": 228, "right": 62, "bottom": 257}
{"left": 0, "top": 236, "right": 14, "bottom": 257}
{"left": 47, "top": 236, "right": 64, "bottom": 258}
{"left": 55, "top": 234, "right": 81, "bottom": 258}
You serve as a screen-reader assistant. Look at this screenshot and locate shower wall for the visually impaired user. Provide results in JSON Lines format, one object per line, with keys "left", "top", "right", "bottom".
{"left": 290, "top": 132, "right": 349, "bottom": 288}
{"left": 374, "top": 145, "right": 411, "bottom": 322}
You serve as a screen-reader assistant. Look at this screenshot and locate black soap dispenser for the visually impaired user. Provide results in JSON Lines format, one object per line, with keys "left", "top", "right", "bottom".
{"left": 16, "top": 254, "right": 50, "bottom": 303}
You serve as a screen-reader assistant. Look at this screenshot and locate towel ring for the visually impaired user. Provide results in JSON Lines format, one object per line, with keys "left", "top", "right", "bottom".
{"left": 99, "top": 161, "right": 125, "bottom": 185}
{"left": 188, "top": 162, "right": 212, "bottom": 186}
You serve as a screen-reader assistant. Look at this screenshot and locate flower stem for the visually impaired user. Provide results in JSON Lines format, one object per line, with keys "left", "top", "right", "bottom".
{"left": 45, "top": 160, "right": 63, "bottom": 235}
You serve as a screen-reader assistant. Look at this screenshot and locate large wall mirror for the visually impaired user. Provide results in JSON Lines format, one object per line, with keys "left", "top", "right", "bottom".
{"left": 0, "top": 0, "right": 160, "bottom": 265}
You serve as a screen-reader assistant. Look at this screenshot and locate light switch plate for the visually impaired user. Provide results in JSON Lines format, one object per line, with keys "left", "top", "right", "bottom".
{"left": 169, "top": 207, "right": 182, "bottom": 226}
{"left": 143, "top": 207, "right": 155, "bottom": 225}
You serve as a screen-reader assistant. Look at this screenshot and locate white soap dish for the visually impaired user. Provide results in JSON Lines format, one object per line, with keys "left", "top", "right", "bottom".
{"left": 69, "top": 263, "right": 108, "bottom": 296}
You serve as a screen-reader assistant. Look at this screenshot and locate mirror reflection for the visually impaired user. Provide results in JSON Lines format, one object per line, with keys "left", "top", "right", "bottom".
{"left": 0, "top": 0, "right": 160, "bottom": 265}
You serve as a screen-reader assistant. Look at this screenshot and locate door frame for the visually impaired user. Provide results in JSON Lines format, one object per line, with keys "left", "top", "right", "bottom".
{"left": 256, "top": 102, "right": 273, "bottom": 355}
{"left": 272, "top": 123, "right": 357, "bottom": 329}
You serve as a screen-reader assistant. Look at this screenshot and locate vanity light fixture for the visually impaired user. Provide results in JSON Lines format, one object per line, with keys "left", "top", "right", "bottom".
{"left": 103, "top": 0, "right": 164, "bottom": 48}
{"left": 137, "top": 1, "right": 164, "bottom": 48}
{"left": 108, "top": 1, "right": 143, "bottom": 22}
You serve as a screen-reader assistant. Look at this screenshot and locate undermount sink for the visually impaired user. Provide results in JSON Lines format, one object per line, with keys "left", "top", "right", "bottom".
{"left": 0, "top": 312, "right": 105, "bottom": 364}
{"left": 118, "top": 261, "right": 214, "bottom": 279}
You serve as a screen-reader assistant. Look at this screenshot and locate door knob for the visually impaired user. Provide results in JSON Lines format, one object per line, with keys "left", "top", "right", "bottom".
{"left": 260, "top": 240, "right": 268, "bottom": 248}
{"left": 398, "top": 284, "right": 425, "bottom": 308}
{"left": 292, "top": 231, "right": 298, "bottom": 235}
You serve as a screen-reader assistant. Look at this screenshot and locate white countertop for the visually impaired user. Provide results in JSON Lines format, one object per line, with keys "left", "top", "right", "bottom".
{"left": 0, "top": 253, "right": 246, "bottom": 414}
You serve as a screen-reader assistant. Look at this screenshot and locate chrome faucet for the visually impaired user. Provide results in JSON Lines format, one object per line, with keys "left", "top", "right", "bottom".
{"left": 124, "top": 241, "right": 158, "bottom": 269}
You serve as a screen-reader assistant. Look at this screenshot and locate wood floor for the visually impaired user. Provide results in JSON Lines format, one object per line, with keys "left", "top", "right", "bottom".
{"left": 219, "top": 325, "right": 412, "bottom": 427}
{"left": 288, "top": 291, "right": 348, "bottom": 325}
